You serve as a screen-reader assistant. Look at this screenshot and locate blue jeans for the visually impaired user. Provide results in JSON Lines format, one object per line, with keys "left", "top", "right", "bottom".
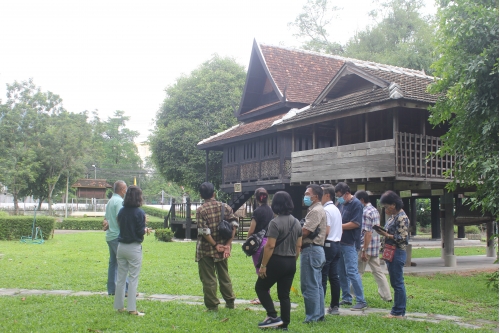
{"left": 300, "top": 246, "right": 325, "bottom": 322}
{"left": 107, "top": 238, "right": 128, "bottom": 295}
{"left": 322, "top": 241, "right": 341, "bottom": 308}
{"left": 338, "top": 244, "right": 366, "bottom": 304}
{"left": 386, "top": 248, "right": 407, "bottom": 316}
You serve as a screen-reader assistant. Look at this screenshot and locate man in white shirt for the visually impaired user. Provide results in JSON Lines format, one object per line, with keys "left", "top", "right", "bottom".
{"left": 320, "top": 185, "right": 343, "bottom": 315}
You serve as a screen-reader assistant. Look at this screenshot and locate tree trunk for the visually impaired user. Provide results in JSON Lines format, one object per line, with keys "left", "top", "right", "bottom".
{"left": 13, "top": 192, "right": 20, "bottom": 215}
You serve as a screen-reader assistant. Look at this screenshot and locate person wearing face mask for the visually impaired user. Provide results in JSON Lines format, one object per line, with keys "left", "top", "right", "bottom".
{"left": 300, "top": 184, "right": 327, "bottom": 323}
{"left": 334, "top": 182, "right": 367, "bottom": 311}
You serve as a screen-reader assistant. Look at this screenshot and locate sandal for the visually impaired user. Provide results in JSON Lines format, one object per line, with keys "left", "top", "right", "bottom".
{"left": 117, "top": 308, "right": 127, "bottom": 313}
{"left": 250, "top": 298, "right": 261, "bottom": 305}
{"left": 129, "top": 311, "right": 145, "bottom": 316}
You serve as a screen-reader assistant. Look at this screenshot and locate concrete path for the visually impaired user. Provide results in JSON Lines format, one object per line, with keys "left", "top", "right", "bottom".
{"left": 0, "top": 288, "right": 496, "bottom": 330}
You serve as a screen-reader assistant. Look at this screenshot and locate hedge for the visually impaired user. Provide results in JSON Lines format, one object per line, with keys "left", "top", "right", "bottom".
{"left": 57, "top": 217, "right": 164, "bottom": 230}
{"left": 141, "top": 206, "right": 170, "bottom": 218}
{"left": 0, "top": 216, "right": 56, "bottom": 240}
{"left": 58, "top": 218, "right": 103, "bottom": 230}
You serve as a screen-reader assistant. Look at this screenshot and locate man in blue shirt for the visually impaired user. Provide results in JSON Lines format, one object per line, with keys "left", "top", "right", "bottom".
{"left": 103, "top": 180, "right": 127, "bottom": 295}
{"left": 334, "top": 182, "right": 367, "bottom": 311}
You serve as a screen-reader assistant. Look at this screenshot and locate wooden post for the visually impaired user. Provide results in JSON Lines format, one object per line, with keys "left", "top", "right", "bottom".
{"left": 364, "top": 113, "right": 369, "bottom": 142}
{"left": 185, "top": 197, "right": 191, "bottom": 240}
{"left": 431, "top": 196, "right": 440, "bottom": 239}
{"left": 410, "top": 197, "right": 417, "bottom": 236}
{"left": 456, "top": 196, "right": 465, "bottom": 238}
{"left": 486, "top": 221, "right": 495, "bottom": 257}
{"left": 292, "top": 129, "right": 295, "bottom": 152}
{"left": 442, "top": 193, "right": 456, "bottom": 266}
{"left": 312, "top": 125, "right": 316, "bottom": 149}
{"left": 335, "top": 120, "right": 340, "bottom": 146}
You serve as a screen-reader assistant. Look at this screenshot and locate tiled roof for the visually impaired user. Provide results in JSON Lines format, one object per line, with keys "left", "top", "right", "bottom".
{"left": 71, "top": 179, "right": 112, "bottom": 188}
{"left": 260, "top": 44, "right": 344, "bottom": 104}
{"left": 197, "top": 114, "right": 284, "bottom": 147}
{"left": 280, "top": 88, "right": 392, "bottom": 124}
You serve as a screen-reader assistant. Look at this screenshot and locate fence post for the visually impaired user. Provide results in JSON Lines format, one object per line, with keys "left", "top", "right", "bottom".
{"left": 185, "top": 197, "right": 191, "bottom": 240}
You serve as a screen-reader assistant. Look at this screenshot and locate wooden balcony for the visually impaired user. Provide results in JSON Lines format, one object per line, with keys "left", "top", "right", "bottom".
{"left": 290, "top": 133, "right": 454, "bottom": 184}
{"left": 222, "top": 158, "right": 291, "bottom": 184}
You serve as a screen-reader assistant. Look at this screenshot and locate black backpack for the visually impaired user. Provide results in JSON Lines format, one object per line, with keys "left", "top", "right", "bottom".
{"left": 241, "top": 229, "right": 266, "bottom": 256}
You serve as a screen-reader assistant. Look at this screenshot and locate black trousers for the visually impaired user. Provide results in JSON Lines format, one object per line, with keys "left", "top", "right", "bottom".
{"left": 255, "top": 255, "right": 296, "bottom": 327}
{"left": 322, "top": 241, "right": 341, "bottom": 308}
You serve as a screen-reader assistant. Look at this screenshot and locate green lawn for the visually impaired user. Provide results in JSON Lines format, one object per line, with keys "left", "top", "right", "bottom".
{"left": 0, "top": 232, "right": 497, "bottom": 332}
{"left": 411, "top": 246, "right": 489, "bottom": 258}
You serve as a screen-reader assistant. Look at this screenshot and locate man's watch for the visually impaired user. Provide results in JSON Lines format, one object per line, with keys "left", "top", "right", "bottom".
{"left": 212, "top": 243, "right": 218, "bottom": 248}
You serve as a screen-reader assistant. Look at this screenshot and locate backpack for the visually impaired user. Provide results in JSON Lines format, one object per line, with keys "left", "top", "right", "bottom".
{"left": 241, "top": 229, "right": 266, "bottom": 256}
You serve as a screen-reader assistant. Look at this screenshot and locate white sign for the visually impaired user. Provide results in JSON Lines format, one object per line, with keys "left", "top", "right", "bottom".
{"left": 400, "top": 190, "right": 411, "bottom": 198}
{"left": 234, "top": 183, "right": 242, "bottom": 193}
{"left": 431, "top": 189, "right": 444, "bottom": 196}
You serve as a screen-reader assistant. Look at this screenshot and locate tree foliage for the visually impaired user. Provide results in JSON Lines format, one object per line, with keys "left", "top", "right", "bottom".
{"left": 428, "top": 0, "right": 499, "bottom": 221}
{"left": 149, "top": 55, "right": 246, "bottom": 190}
{"left": 289, "top": 0, "right": 436, "bottom": 73}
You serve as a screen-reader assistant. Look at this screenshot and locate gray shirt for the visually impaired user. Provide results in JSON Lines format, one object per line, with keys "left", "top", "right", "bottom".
{"left": 266, "top": 215, "right": 302, "bottom": 257}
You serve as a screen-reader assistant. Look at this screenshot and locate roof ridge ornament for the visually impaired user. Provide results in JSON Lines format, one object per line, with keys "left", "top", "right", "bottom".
{"left": 389, "top": 82, "right": 404, "bottom": 99}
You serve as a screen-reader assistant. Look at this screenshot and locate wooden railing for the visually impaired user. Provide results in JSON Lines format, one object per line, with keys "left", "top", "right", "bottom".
{"left": 396, "top": 132, "right": 455, "bottom": 179}
{"left": 223, "top": 158, "right": 291, "bottom": 184}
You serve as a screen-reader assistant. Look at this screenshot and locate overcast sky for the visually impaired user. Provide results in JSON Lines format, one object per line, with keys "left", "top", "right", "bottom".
{"left": 0, "top": 0, "right": 435, "bottom": 142}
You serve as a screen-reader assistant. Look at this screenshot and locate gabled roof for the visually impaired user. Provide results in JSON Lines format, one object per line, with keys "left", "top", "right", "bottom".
{"left": 71, "top": 179, "right": 112, "bottom": 189}
{"left": 237, "top": 41, "right": 344, "bottom": 120}
{"left": 279, "top": 60, "right": 437, "bottom": 125}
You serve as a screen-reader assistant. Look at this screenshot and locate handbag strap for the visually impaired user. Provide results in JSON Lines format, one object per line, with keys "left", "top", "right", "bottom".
{"left": 275, "top": 216, "right": 295, "bottom": 247}
{"left": 220, "top": 202, "right": 225, "bottom": 221}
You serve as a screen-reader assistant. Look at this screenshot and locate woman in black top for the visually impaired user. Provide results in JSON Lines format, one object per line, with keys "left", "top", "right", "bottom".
{"left": 113, "top": 186, "right": 149, "bottom": 316}
{"left": 247, "top": 188, "right": 274, "bottom": 304}
{"left": 255, "top": 191, "right": 302, "bottom": 330}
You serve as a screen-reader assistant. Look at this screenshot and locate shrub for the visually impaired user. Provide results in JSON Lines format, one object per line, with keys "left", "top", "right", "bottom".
{"left": 142, "top": 206, "right": 169, "bottom": 219}
{"left": 465, "top": 225, "right": 481, "bottom": 234}
{"left": 58, "top": 217, "right": 103, "bottom": 230}
{"left": 154, "top": 228, "right": 174, "bottom": 242}
{"left": 0, "top": 216, "right": 55, "bottom": 240}
{"left": 147, "top": 221, "right": 164, "bottom": 230}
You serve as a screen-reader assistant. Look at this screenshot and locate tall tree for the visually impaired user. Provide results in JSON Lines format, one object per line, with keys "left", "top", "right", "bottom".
{"left": 289, "top": 0, "right": 436, "bottom": 73}
{"left": 149, "top": 55, "right": 246, "bottom": 190}
{"left": 428, "top": 0, "right": 499, "bottom": 220}
{"left": 0, "top": 79, "right": 63, "bottom": 214}
{"left": 90, "top": 110, "right": 142, "bottom": 186}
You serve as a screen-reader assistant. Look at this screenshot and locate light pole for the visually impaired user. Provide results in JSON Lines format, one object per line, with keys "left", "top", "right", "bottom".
{"left": 91, "top": 165, "right": 96, "bottom": 179}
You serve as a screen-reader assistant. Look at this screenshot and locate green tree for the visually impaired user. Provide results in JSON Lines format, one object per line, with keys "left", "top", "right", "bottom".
{"left": 150, "top": 55, "right": 246, "bottom": 190}
{"left": 0, "top": 79, "right": 63, "bottom": 214}
{"left": 89, "top": 110, "right": 142, "bottom": 186}
{"left": 289, "top": 0, "right": 436, "bottom": 73}
{"left": 343, "top": 0, "right": 436, "bottom": 73}
{"left": 428, "top": 0, "right": 499, "bottom": 220}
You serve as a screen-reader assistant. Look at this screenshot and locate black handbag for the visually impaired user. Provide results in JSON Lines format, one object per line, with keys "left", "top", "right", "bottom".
{"left": 218, "top": 203, "right": 233, "bottom": 240}
{"left": 242, "top": 229, "right": 266, "bottom": 256}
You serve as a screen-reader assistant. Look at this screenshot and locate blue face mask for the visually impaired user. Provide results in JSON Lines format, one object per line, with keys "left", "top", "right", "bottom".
{"left": 303, "top": 196, "right": 313, "bottom": 206}
{"left": 336, "top": 196, "right": 345, "bottom": 205}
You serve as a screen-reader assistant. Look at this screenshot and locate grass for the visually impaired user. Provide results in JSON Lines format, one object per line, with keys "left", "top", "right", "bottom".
{"left": 411, "top": 246, "right": 489, "bottom": 258}
{"left": 0, "top": 232, "right": 497, "bottom": 332}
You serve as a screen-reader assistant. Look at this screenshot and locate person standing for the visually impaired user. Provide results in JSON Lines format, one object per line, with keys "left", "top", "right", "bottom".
{"left": 354, "top": 190, "right": 392, "bottom": 302}
{"left": 195, "top": 182, "right": 239, "bottom": 311}
{"left": 103, "top": 180, "right": 127, "bottom": 296}
{"left": 375, "top": 191, "right": 409, "bottom": 319}
{"left": 113, "top": 185, "right": 148, "bottom": 316}
{"left": 300, "top": 184, "right": 327, "bottom": 323}
{"left": 247, "top": 187, "right": 274, "bottom": 305}
{"left": 255, "top": 191, "right": 302, "bottom": 330}
{"left": 334, "top": 182, "right": 368, "bottom": 311}
{"left": 320, "top": 184, "right": 343, "bottom": 315}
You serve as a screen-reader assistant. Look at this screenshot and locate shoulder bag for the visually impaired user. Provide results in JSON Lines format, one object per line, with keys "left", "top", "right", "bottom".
{"left": 256, "top": 216, "right": 295, "bottom": 268}
{"left": 218, "top": 203, "right": 233, "bottom": 241}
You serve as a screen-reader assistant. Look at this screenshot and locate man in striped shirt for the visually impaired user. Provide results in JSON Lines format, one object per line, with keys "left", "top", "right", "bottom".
{"left": 354, "top": 190, "right": 392, "bottom": 302}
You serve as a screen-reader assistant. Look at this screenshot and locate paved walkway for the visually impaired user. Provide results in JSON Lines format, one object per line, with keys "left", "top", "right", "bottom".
{"left": 0, "top": 288, "right": 496, "bottom": 330}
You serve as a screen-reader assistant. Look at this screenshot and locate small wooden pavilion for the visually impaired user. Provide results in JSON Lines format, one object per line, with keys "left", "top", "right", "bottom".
{"left": 71, "top": 179, "right": 112, "bottom": 199}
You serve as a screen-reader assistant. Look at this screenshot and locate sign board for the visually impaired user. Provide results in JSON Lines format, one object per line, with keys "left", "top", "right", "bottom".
{"left": 399, "top": 190, "right": 412, "bottom": 198}
{"left": 234, "top": 183, "right": 242, "bottom": 193}
{"left": 357, "top": 184, "right": 366, "bottom": 191}
{"left": 464, "top": 192, "right": 476, "bottom": 197}
{"left": 431, "top": 189, "right": 444, "bottom": 196}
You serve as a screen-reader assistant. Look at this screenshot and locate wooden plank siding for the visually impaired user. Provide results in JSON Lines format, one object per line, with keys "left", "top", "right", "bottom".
{"left": 291, "top": 139, "right": 396, "bottom": 183}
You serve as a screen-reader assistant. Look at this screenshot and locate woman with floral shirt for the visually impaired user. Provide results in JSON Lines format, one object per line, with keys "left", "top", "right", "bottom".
{"left": 375, "top": 190, "right": 409, "bottom": 319}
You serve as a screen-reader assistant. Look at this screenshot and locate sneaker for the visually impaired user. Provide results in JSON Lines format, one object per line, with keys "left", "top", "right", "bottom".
{"left": 350, "top": 303, "right": 367, "bottom": 311}
{"left": 258, "top": 316, "right": 283, "bottom": 328}
{"left": 339, "top": 300, "right": 352, "bottom": 306}
{"left": 327, "top": 306, "right": 340, "bottom": 315}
